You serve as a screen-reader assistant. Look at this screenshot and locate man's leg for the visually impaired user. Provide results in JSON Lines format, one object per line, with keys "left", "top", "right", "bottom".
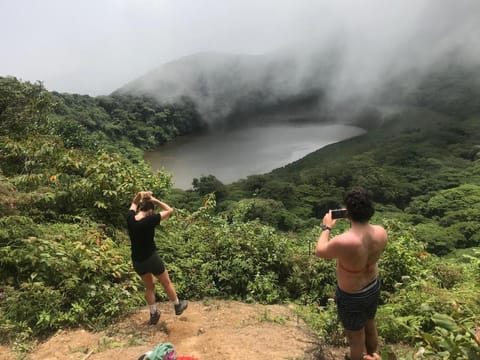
{"left": 364, "top": 319, "right": 378, "bottom": 356}
{"left": 345, "top": 328, "right": 366, "bottom": 360}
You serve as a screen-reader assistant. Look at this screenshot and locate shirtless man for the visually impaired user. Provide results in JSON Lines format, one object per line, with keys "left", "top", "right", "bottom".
{"left": 315, "top": 187, "right": 387, "bottom": 360}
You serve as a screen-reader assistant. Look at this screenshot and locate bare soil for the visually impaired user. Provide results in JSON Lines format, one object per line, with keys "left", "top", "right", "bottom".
{"left": 0, "top": 300, "right": 348, "bottom": 360}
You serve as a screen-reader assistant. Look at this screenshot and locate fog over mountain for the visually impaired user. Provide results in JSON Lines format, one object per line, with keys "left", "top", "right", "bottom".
{"left": 114, "top": 0, "right": 480, "bottom": 126}
{"left": 115, "top": 49, "right": 336, "bottom": 125}
{"left": 3, "top": 0, "right": 480, "bottom": 114}
{"left": 115, "top": 46, "right": 479, "bottom": 127}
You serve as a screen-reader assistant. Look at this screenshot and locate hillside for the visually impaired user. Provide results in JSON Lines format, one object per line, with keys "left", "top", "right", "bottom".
{"left": 2, "top": 64, "right": 480, "bottom": 359}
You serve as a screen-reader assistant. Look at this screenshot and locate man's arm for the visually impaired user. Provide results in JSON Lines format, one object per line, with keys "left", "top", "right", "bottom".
{"left": 315, "top": 232, "right": 346, "bottom": 259}
{"left": 150, "top": 196, "right": 174, "bottom": 220}
{"left": 315, "top": 228, "right": 332, "bottom": 258}
{"left": 315, "top": 210, "right": 342, "bottom": 259}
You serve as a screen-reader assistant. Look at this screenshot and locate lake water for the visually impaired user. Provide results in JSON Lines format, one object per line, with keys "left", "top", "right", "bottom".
{"left": 144, "top": 123, "right": 365, "bottom": 189}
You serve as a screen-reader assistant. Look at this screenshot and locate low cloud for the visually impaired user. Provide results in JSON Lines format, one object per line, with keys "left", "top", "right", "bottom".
{"left": 2, "top": 0, "right": 479, "bottom": 101}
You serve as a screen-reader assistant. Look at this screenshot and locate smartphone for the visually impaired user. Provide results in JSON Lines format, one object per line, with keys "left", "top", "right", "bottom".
{"left": 331, "top": 209, "right": 347, "bottom": 219}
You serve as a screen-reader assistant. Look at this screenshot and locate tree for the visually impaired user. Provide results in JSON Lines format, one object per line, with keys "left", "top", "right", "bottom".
{"left": 231, "top": 198, "right": 294, "bottom": 230}
{"left": 0, "top": 77, "right": 54, "bottom": 138}
{"left": 192, "top": 175, "right": 226, "bottom": 200}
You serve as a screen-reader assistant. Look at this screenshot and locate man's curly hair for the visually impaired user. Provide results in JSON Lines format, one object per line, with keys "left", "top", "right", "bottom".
{"left": 344, "top": 187, "right": 374, "bottom": 223}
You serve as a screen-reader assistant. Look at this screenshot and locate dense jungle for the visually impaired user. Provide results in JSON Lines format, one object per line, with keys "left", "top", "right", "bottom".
{"left": 0, "top": 59, "right": 479, "bottom": 359}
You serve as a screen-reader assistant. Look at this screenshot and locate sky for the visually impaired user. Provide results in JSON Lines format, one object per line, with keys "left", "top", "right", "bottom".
{"left": 1, "top": 0, "right": 479, "bottom": 96}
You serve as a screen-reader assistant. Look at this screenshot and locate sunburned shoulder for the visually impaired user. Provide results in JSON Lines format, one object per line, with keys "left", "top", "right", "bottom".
{"left": 334, "top": 232, "right": 362, "bottom": 247}
{"left": 371, "top": 224, "right": 388, "bottom": 238}
{"left": 336, "top": 226, "right": 386, "bottom": 245}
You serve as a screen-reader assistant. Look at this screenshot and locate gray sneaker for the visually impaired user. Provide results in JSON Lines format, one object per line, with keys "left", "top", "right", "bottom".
{"left": 174, "top": 300, "right": 188, "bottom": 315}
{"left": 149, "top": 310, "right": 160, "bottom": 325}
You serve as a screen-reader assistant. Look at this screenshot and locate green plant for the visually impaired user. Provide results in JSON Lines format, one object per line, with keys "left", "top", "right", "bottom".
{"left": 0, "top": 222, "right": 142, "bottom": 339}
{"left": 422, "top": 312, "right": 480, "bottom": 359}
{"left": 379, "top": 219, "right": 428, "bottom": 293}
{"left": 247, "top": 272, "right": 283, "bottom": 304}
{"left": 257, "top": 309, "right": 288, "bottom": 325}
{"left": 296, "top": 301, "right": 346, "bottom": 347}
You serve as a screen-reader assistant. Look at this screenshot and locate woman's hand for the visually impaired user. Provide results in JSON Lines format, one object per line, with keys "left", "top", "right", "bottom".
{"left": 140, "top": 191, "right": 153, "bottom": 200}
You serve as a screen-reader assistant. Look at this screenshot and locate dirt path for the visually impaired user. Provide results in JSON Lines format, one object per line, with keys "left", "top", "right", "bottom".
{"left": 0, "top": 300, "right": 347, "bottom": 360}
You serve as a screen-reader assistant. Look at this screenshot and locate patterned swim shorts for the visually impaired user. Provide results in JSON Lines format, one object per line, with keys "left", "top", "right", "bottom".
{"left": 335, "top": 278, "right": 381, "bottom": 331}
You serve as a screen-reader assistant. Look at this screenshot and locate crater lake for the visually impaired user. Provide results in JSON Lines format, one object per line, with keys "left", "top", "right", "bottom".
{"left": 144, "top": 122, "right": 365, "bottom": 189}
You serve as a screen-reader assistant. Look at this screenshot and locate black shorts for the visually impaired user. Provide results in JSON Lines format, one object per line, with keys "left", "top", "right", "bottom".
{"left": 335, "top": 278, "right": 381, "bottom": 331}
{"left": 132, "top": 252, "right": 166, "bottom": 276}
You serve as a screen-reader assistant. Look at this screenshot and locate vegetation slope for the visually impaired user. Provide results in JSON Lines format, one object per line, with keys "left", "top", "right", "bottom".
{"left": 0, "top": 65, "right": 479, "bottom": 359}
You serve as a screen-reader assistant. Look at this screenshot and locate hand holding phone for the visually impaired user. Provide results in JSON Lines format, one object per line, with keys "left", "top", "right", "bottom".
{"left": 331, "top": 209, "right": 347, "bottom": 219}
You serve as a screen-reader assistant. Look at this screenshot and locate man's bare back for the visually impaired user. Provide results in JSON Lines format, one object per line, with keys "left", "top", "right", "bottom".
{"left": 335, "top": 224, "right": 387, "bottom": 292}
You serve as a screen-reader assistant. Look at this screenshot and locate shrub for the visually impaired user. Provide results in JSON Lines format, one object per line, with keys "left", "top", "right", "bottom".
{"left": 422, "top": 312, "right": 480, "bottom": 359}
{"left": 0, "top": 222, "right": 141, "bottom": 339}
{"left": 380, "top": 220, "right": 427, "bottom": 293}
{"left": 156, "top": 204, "right": 295, "bottom": 302}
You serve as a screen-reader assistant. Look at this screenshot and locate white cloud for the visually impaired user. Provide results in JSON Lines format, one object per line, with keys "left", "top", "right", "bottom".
{"left": 1, "top": 0, "right": 479, "bottom": 95}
